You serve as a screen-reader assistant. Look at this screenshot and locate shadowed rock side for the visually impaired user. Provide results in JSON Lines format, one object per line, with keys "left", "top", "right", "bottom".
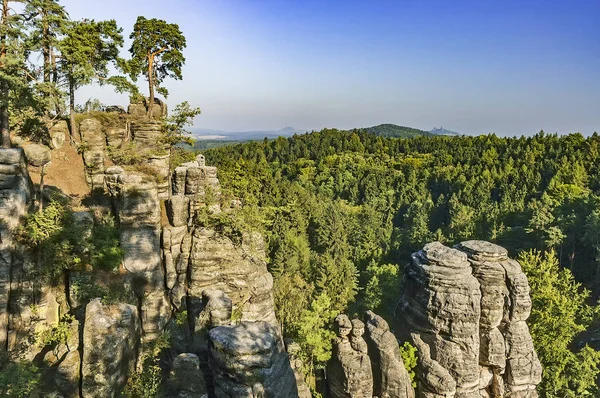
{"left": 365, "top": 311, "right": 415, "bottom": 398}
{"left": 81, "top": 299, "right": 140, "bottom": 398}
{"left": 0, "top": 149, "right": 32, "bottom": 349}
{"left": 395, "top": 241, "right": 541, "bottom": 398}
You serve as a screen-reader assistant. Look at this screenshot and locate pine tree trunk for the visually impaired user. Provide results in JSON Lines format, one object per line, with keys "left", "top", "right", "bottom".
{"left": 147, "top": 54, "right": 154, "bottom": 117}
{"left": 69, "top": 78, "right": 77, "bottom": 143}
{"left": 0, "top": 0, "right": 9, "bottom": 148}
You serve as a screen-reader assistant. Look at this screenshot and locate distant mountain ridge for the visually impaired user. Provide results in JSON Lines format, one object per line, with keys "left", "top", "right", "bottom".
{"left": 191, "top": 127, "right": 304, "bottom": 141}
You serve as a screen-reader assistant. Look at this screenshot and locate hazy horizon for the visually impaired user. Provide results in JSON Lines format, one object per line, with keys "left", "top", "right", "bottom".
{"left": 60, "top": 0, "right": 600, "bottom": 137}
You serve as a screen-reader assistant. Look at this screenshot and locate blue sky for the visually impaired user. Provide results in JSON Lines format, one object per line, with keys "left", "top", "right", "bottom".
{"left": 61, "top": 0, "right": 600, "bottom": 136}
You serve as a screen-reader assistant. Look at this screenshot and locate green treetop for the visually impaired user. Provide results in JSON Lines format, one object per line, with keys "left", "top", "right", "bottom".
{"left": 57, "top": 18, "right": 123, "bottom": 139}
{"left": 128, "top": 16, "right": 186, "bottom": 116}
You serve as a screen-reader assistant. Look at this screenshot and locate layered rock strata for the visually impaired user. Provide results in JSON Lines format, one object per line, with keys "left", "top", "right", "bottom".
{"left": 327, "top": 314, "right": 374, "bottom": 398}
{"left": 206, "top": 290, "right": 297, "bottom": 398}
{"left": 454, "top": 240, "right": 542, "bottom": 398}
{"left": 395, "top": 241, "right": 542, "bottom": 398}
{"left": 105, "top": 167, "right": 169, "bottom": 342}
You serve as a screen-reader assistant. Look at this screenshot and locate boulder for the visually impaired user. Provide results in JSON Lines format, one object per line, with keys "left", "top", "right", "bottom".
{"left": 49, "top": 120, "right": 68, "bottom": 149}
{"left": 23, "top": 143, "right": 51, "bottom": 167}
{"left": 166, "top": 353, "right": 207, "bottom": 397}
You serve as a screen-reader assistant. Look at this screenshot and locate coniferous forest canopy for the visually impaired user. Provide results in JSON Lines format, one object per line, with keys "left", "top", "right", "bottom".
{"left": 0, "top": 0, "right": 599, "bottom": 396}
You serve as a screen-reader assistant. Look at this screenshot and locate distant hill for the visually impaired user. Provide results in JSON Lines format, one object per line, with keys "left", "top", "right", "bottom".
{"left": 431, "top": 126, "right": 460, "bottom": 136}
{"left": 355, "top": 124, "right": 434, "bottom": 138}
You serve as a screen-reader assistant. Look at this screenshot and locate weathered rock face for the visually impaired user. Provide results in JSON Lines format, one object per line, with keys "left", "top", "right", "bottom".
{"left": 209, "top": 321, "right": 298, "bottom": 398}
{"left": 166, "top": 353, "right": 207, "bottom": 397}
{"left": 365, "top": 311, "right": 415, "bottom": 398}
{"left": 395, "top": 241, "right": 541, "bottom": 398}
{"left": 171, "top": 154, "right": 221, "bottom": 212}
{"left": 188, "top": 229, "right": 277, "bottom": 326}
{"left": 454, "top": 240, "right": 542, "bottom": 398}
{"left": 79, "top": 117, "right": 106, "bottom": 189}
{"left": 81, "top": 299, "right": 140, "bottom": 398}
{"left": 396, "top": 242, "right": 482, "bottom": 397}
{"left": 0, "top": 149, "right": 32, "bottom": 349}
{"left": 327, "top": 315, "right": 374, "bottom": 398}
{"left": 105, "top": 168, "right": 169, "bottom": 342}
{"left": 49, "top": 120, "right": 68, "bottom": 149}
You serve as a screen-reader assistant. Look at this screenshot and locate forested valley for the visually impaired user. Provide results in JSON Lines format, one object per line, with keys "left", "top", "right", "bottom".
{"left": 206, "top": 129, "right": 600, "bottom": 396}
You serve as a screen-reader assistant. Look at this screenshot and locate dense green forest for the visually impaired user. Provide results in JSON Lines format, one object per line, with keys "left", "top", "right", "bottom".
{"left": 205, "top": 129, "right": 600, "bottom": 395}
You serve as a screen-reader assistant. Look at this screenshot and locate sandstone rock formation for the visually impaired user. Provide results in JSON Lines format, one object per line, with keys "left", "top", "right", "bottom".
{"left": 166, "top": 353, "right": 207, "bottom": 397}
{"left": 105, "top": 167, "right": 169, "bottom": 342}
{"left": 365, "top": 310, "right": 415, "bottom": 398}
{"left": 395, "top": 241, "right": 541, "bottom": 398}
{"left": 81, "top": 299, "right": 140, "bottom": 397}
{"left": 209, "top": 321, "right": 298, "bottom": 397}
{"left": 327, "top": 314, "right": 373, "bottom": 398}
{"left": 0, "top": 149, "right": 32, "bottom": 349}
{"left": 454, "top": 240, "right": 542, "bottom": 398}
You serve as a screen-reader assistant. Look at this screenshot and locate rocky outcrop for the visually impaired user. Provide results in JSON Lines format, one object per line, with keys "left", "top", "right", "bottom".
{"left": 81, "top": 299, "right": 140, "bottom": 397}
{"left": 79, "top": 117, "right": 106, "bottom": 189}
{"left": 327, "top": 314, "right": 373, "bottom": 398}
{"left": 395, "top": 241, "right": 541, "bottom": 398}
{"left": 105, "top": 168, "right": 169, "bottom": 342}
{"left": 209, "top": 321, "right": 298, "bottom": 397}
{"left": 0, "top": 149, "right": 32, "bottom": 349}
{"left": 396, "top": 242, "right": 481, "bottom": 397}
{"left": 166, "top": 353, "right": 207, "bottom": 397}
{"left": 365, "top": 311, "right": 415, "bottom": 398}
{"left": 454, "top": 240, "right": 542, "bottom": 398}
{"left": 49, "top": 120, "right": 68, "bottom": 149}
{"left": 188, "top": 229, "right": 277, "bottom": 326}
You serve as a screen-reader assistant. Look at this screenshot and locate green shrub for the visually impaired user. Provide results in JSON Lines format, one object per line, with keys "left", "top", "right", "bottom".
{"left": 399, "top": 341, "right": 418, "bottom": 387}
{"left": 123, "top": 333, "right": 171, "bottom": 398}
{"left": 0, "top": 352, "right": 40, "bottom": 398}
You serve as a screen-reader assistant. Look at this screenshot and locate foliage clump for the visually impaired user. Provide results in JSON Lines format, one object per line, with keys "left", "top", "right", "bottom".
{"left": 520, "top": 250, "right": 600, "bottom": 397}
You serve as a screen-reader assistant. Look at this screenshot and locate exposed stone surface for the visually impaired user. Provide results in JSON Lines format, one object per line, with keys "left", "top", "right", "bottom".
{"left": 365, "top": 310, "right": 415, "bottom": 398}
{"left": 209, "top": 321, "right": 298, "bottom": 398}
{"left": 286, "top": 340, "right": 313, "bottom": 398}
{"left": 395, "top": 241, "right": 541, "bottom": 398}
{"left": 79, "top": 117, "right": 105, "bottom": 189}
{"left": 396, "top": 242, "right": 481, "bottom": 397}
{"left": 0, "top": 148, "right": 32, "bottom": 349}
{"left": 81, "top": 299, "right": 140, "bottom": 397}
{"left": 41, "top": 319, "right": 81, "bottom": 398}
{"left": 105, "top": 169, "right": 169, "bottom": 342}
{"left": 166, "top": 353, "right": 208, "bottom": 397}
{"left": 455, "top": 240, "right": 542, "bottom": 398}
{"left": 327, "top": 314, "right": 373, "bottom": 398}
{"left": 188, "top": 229, "right": 277, "bottom": 326}
{"left": 23, "top": 143, "right": 51, "bottom": 167}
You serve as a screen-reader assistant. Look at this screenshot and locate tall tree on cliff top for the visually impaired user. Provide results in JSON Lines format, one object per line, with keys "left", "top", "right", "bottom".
{"left": 24, "top": 0, "right": 68, "bottom": 114}
{"left": 58, "top": 19, "right": 123, "bottom": 139}
{"left": 0, "top": 0, "right": 27, "bottom": 148}
{"left": 128, "top": 16, "right": 186, "bottom": 117}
